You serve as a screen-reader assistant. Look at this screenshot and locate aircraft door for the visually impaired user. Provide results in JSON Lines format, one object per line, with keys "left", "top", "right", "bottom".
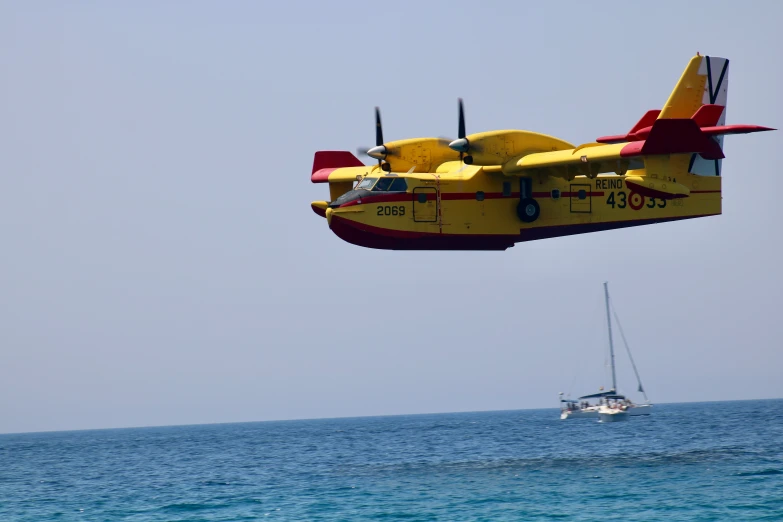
{"left": 570, "top": 184, "right": 591, "bottom": 213}
{"left": 413, "top": 187, "right": 438, "bottom": 222}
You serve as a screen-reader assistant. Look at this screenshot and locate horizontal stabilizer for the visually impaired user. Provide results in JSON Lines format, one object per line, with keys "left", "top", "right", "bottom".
{"left": 700, "top": 124, "right": 776, "bottom": 137}
{"left": 596, "top": 104, "right": 748, "bottom": 144}
{"left": 620, "top": 118, "right": 725, "bottom": 160}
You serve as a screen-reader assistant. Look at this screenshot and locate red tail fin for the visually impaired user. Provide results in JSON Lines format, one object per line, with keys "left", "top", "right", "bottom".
{"left": 691, "top": 104, "right": 724, "bottom": 127}
{"left": 630, "top": 110, "right": 661, "bottom": 133}
{"left": 596, "top": 109, "right": 660, "bottom": 143}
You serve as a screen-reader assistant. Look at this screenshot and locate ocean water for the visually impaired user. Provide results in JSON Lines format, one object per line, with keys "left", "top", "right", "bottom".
{"left": 1, "top": 400, "right": 782, "bottom": 521}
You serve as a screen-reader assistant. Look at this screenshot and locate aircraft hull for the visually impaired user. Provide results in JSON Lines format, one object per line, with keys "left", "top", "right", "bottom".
{"left": 329, "top": 212, "right": 713, "bottom": 251}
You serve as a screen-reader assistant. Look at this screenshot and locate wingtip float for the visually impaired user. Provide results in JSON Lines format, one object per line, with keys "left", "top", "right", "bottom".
{"left": 311, "top": 54, "right": 774, "bottom": 251}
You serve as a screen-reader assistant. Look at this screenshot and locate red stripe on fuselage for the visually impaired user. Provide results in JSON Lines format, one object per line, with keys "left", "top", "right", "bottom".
{"left": 337, "top": 191, "right": 604, "bottom": 208}
{"left": 335, "top": 187, "right": 717, "bottom": 210}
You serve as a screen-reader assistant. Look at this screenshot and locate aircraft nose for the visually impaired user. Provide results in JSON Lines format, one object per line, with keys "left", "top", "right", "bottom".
{"left": 311, "top": 201, "right": 328, "bottom": 218}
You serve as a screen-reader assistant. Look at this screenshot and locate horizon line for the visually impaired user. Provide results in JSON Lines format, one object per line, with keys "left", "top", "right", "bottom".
{"left": 2, "top": 396, "right": 782, "bottom": 437}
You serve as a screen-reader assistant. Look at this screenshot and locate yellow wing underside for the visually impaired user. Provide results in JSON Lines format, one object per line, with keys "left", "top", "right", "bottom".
{"left": 504, "top": 142, "right": 636, "bottom": 178}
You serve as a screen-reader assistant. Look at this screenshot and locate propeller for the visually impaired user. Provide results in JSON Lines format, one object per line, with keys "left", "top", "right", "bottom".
{"left": 356, "top": 103, "right": 471, "bottom": 172}
{"left": 448, "top": 98, "right": 474, "bottom": 165}
{"left": 357, "top": 107, "right": 391, "bottom": 171}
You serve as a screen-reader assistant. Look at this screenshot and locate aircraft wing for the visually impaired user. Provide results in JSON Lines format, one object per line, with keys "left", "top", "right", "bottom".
{"left": 509, "top": 142, "right": 631, "bottom": 177}
{"left": 505, "top": 119, "right": 725, "bottom": 177}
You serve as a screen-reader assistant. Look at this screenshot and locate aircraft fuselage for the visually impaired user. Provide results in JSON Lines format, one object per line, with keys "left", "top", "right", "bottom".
{"left": 311, "top": 164, "right": 720, "bottom": 251}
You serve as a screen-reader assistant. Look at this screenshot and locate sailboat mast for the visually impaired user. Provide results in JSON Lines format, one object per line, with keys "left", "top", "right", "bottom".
{"left": 604, "top": 281, "right": 617, "bottom": 392}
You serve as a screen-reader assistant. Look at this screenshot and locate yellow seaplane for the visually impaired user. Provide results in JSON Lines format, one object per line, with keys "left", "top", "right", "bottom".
{"left": 310, "top": 54, "right": 773, "bottom": 250}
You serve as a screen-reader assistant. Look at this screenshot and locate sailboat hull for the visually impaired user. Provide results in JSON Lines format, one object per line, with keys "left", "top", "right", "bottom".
{"left": 560, "top": 408, "right": 599, "bottom": 420}
{"left": 628, "top": 404, "right": 652, "bottom": 416}
{"left": 561, "top": 404, "right": 651, "bottom": 420}
{"left": 599, "top": 409, "right": 629, "bottom": 422}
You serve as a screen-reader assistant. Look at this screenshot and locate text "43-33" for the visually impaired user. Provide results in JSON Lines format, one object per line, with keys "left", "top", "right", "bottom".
{"left": 606, "top": 191, "right": 667, "bottom": 209}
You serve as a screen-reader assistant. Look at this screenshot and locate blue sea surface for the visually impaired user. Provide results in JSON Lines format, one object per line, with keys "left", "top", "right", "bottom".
{"left": 1, "top": 400, "right": 782, "bottom": 521}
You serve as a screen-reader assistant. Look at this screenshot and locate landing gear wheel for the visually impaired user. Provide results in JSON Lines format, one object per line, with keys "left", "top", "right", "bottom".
{"left": 517, "top": 198, "right": 540, "bottom": 223}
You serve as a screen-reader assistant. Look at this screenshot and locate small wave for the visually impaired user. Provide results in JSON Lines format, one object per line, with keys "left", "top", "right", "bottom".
{"left": 161, "top": 502, "right": 214, "bottom": 512}
{"left": 736, "top": 469, "right": 783, "bottom": 477}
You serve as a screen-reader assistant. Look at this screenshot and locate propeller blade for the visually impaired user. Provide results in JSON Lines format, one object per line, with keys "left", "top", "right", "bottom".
{"left": 458, "top": 98, "right": 466, "bottom": 140}
{"left": 375, "top": 107, "right": 383, "bottom": 147}
{"left": 450, "top": 98, "right": 470, "bottom": 162}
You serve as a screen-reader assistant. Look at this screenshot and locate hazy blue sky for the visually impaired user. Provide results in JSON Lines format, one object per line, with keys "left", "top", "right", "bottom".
{"left": 1, "top": 1, "right": 781, "bottom": 434}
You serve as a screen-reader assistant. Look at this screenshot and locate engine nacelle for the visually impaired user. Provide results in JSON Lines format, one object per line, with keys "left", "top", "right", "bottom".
{"left": 459, "top": 130, "right": 575, "bottom": 167}
{"left": 376, "top": 137, "right": 461, "bottom": 173}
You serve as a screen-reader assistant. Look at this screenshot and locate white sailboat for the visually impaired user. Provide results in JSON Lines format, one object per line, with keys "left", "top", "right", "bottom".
{"left": 560, "top": 282, "right": 652, "bottom": 420}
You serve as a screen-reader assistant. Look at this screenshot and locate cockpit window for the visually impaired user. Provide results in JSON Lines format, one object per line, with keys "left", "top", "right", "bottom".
{"left": 356, "top": 176, "right": 408, "bottom": 192}
{"left": 373, "top": 177, "right": 394, "bottom": 191}
{"left": 356, "top": 177, "right": 377, "bottom": 190}
{"left": 388, "top": 178, "right": 408, "bottom": 192}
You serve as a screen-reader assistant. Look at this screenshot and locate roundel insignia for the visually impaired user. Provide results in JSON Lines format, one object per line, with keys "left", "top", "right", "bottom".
{"left": 629, "top": 191, "right": 644, "bottom": 210}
